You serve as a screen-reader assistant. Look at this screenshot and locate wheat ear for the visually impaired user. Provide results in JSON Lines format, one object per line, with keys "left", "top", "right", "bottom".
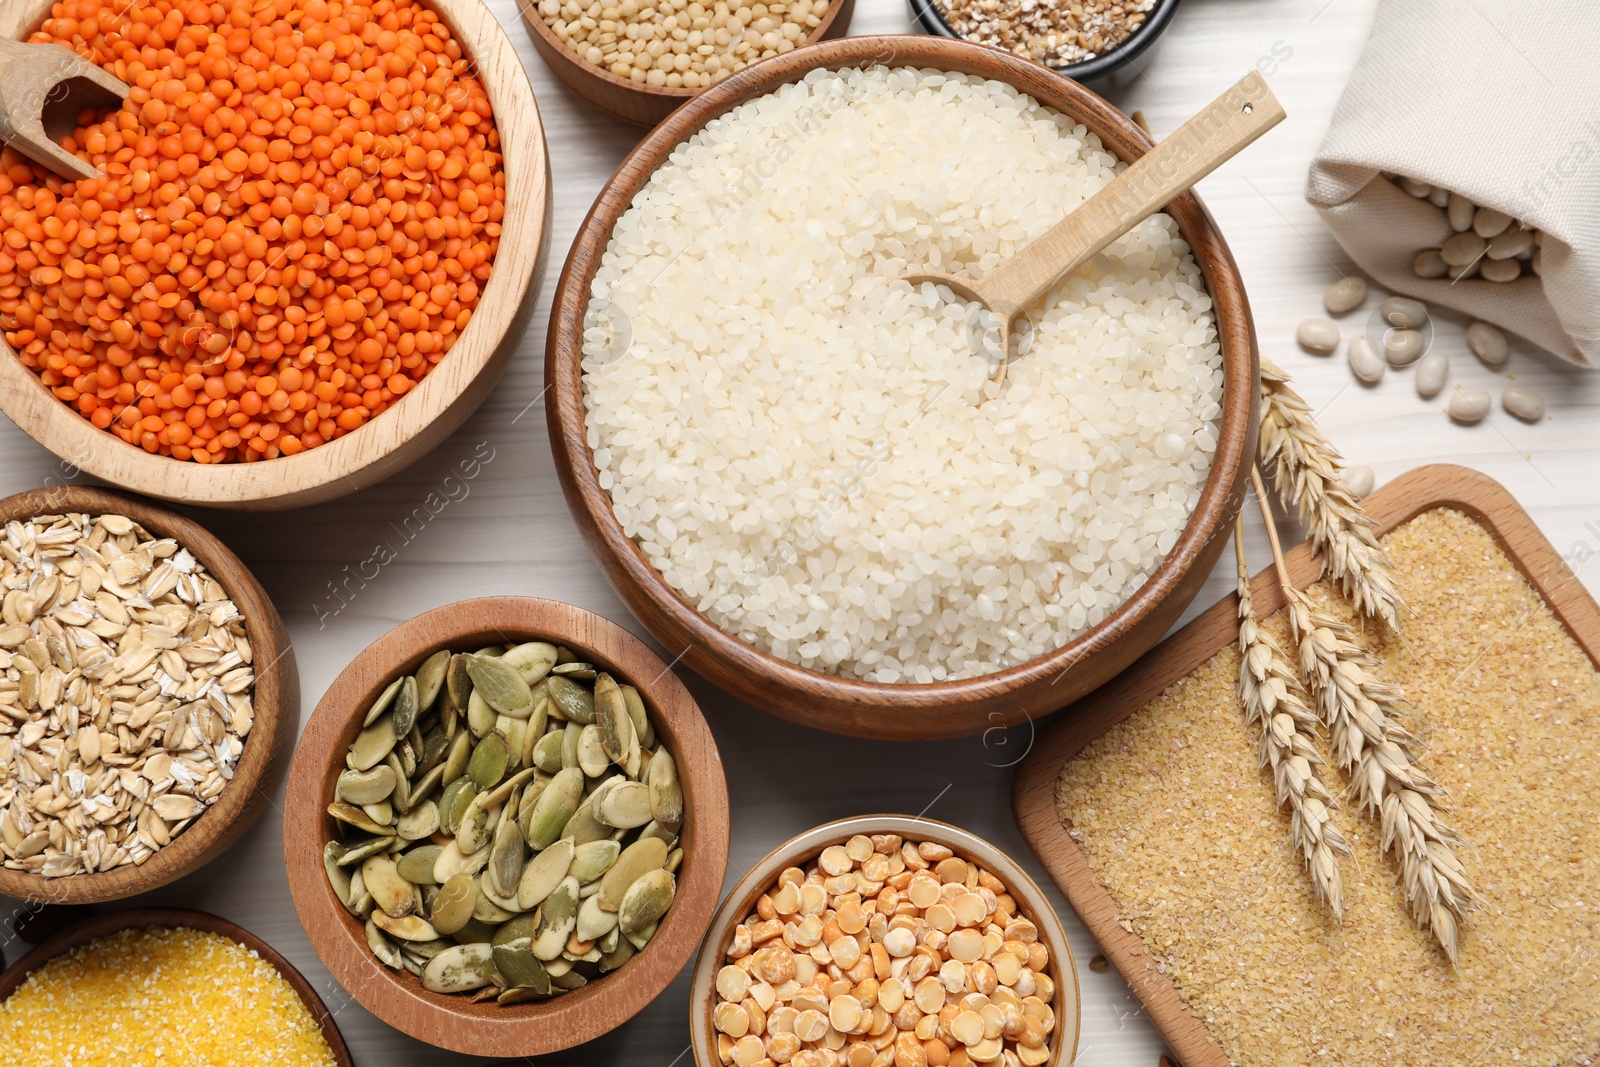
{"left": 1234, "top": 513, "right": 1350, "bottom": 919}
{"left": 1259, "top": 358, "right": 1403, "bottom": 631}
{"left": 1250, "top": 466, "right": 1476, "bottom": 964}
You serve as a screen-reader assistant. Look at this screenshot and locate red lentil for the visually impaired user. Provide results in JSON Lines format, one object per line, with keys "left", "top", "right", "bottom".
{"left": 0, "top": 0, "right": 505, "bottom": 462}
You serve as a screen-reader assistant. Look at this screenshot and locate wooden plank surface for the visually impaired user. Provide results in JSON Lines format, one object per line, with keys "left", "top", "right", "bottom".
{"left": 6, "top": 1, "right": 1600, "bottom": 1065}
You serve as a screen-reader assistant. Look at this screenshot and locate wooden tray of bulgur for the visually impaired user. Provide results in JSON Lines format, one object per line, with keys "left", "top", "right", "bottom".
{"left": 1013, "top": 464, "right": 1600, "bottom": 1067}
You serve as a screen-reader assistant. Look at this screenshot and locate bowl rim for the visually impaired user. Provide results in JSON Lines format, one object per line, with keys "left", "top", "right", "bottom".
{"left": 544, "top": 34, "right": 1258, "bottom": 736}
{"left": 281, "top": 595, "right": 731, "bottom": 1057}
{"left": 687, "top": 814, "right": 1081, "bottom": 1067}
{"left": 519, "top": 0, "right": 857, "bottom": 105}
{"left": 0, "top": 906, "right": 354, "bottom": 1065}
{"left": 0, "top": 0, "right": 549, "bottom": 510}
{"left": 906, "top": 0, "right": 1182, "bottom": 82}
{"left": 0, "top": 485, "right": 297, "bottom": 904}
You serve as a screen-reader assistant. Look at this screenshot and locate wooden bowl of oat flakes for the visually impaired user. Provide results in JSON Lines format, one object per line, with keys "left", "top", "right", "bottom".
{"left": 0, "top": 486, "right": 296, "bottom": 905}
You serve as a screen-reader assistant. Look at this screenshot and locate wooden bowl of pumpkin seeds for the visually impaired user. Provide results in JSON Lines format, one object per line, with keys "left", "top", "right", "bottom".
{"left": 283, "top": 596, "right": 730, "bottom": 1057}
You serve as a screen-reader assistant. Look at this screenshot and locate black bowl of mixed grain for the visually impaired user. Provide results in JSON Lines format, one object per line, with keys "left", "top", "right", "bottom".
{"left": 909, "top": 0, "right": 1179, "bottom": 82}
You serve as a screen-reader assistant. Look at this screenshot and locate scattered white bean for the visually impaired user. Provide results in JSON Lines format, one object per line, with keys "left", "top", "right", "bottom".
{"left": 1414, "top": 350, "right": 1448, "bottom": 398}
{"left": 1447, "top": 193, "right": 1476, "bottom": 233}
{"left": 1297, "top": 317, "right": 1340, "bottom": 355}
{"left": 1466, "top": 322, "right": 1509, "bottom": 366}
{"left": 1385, "top": 328, "right": 1426, "bottom": 366}
{"left": 1344, "top": 464, "right": 1375, "bottom": 500}
{"left": 1399, "top": 176, "right": 1432, "bottom": 198}
{"left": 1381, "top": 296, "right": 1429, "bottom": 329}
{"left": 1441, "top": 232, "right": 1488, "bottom": 267}
{"left": 1480, "top": 257, "right": 1522, "bottom": 283}
{"left": 1347, "top": 335, "right": 1385, "bottom": 384}
{"left": 1487, "top": 227, "right": 1533, "bottom": 260}
{"left": 1449, "top": 258, "right": 1480, "bottom": 281}
{"left": 1427, "top": 186, "right": 1450, "bottom": 208}
{"left": 1473, "top": 207, "right": 1512, "bottom": 238}
{"left": 1502, "top": 385, "right": 1545, "bottom": 422}
{"left": 1448, "top": 388, "right": 1492, "bottom": 424}
{"left": 1413, "top": 249, "right": 1448, "bottom": 279}
{"left": 1531, "top": 248, "right": 1543, "bottom": 276}
{"left": 1324, "top": 276, "right": 1368, "bottom": 316}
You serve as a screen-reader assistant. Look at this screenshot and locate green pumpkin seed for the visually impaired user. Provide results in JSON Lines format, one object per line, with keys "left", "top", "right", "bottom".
{"left": 559, "top": 794, "right": 615, "bottom": 848}
{"left": 599, "top": 934, "right": 635, "bottom": 972}
{"left": 451, "top": 917, "right": 499, "bottom": 944}
{"left": 403, "top": 937, "right": 454, "bottom": 961}
{"left": 363, "top": 854, "right": 417, "bottom": 918}
{"left": 618, "top": 867, "right": 675, "bottom": 934}
{"left": 416, "top": 649, "right": 451, "bottom": 710}
{"left": 492, "top": 914, "right": 539, "bottom": 947}
{"left": 503, "top": 641, "right": 558, "bottom": 685}
{"left": 561, "top": 721, "right": 583, "bottom": 770}
{"left": 481, "top": 767, "right": 537, "bottom": 810}
{"left": 569, "top": 839, "right": 621, "bottom": 884}
{"left": 551, "top": 662, "right": 597, "bottom": 679}
{"left": 637, "top": 820, "right": 678, "bottom": 849}
{"left": 407, "top": 764, "right": 445, "bottom": 809}
{"left": 417, "top": 726, "right": 450, "bottom": 775}
{"left": 597, "top": 927, "right": 620, "bottom": 954}
{"left": 531, "top": 730, "right": 564, "bottom": 774}
{"left": 517, "top": 837, "right": 574, "bottom": 910}
{"left": 624, "top": 921, "right": 657, "bottom": 952}
{"left": 547, "top": 676, "right": 595, "bottom": 724}
{"left": 454, "top": 790, "right": 501, "bottom": 855}
{"left": 349, "top": 715, "right": 399, "bottom": 771}
{"left": 324, "top": 841, "right": 352, "bottom": 905}
{"left": 336, "top": 834, "right": 397, "bottom": 866}
{"left": 496, "top": 986, "right": 546, "bottom": 1004}
{"left": 646, "top": 748, "right": 683, "bottom": 831}
{"left": 543, "top": 954, "right": 574, "bottom": 977}
{"left": 328, "top": 801, "right": 391, "bottom": 836}
{"left": 428, "top": 873, "right": 477, "bottom": 935}
{"left": 422, "top": 943, "right": 495, "bottom": 993}
{"left": 479, "top": 870, "right": 524, "bottom": 914}
{"left": 466, "top": 653, "right": 534, "bottom": 716}
{"left": 575, "top": 892, "right": 619, "bottom": 941}
{"left": 598, "top": 837, "right": 669, "bottom": 911}
{"left": 498, "top": 716, "right": 527, "bottom": 774}
{"left": 526, "top": 767, "right": 584, "bottom": 850}
{"left": 364, "top": 677, "right": 404, "bottom": 727}
{"left": 446, "top": 652, "right": 473, "bottom": 705}
{"left": 597, "top": 781, "right": 652, "bottom": 829}
{"left": 391, "top": 675, "right": 420, "bottom": 737}
{"left": 337, "top": 765, "right": 396, "bottom": 806}
{"left": 666, "top": 847, "right": 683, "bottom": 874}
{"left": 554, "top": 971, "right": 590, "bottom": 991}
{"left": 366, "top": 917, "right": 405, "bottom": 969}
{"left": 469, "top": 732, "right": 508, "bottom": 790}
{"left": 493, "top": 942, "right": 552, "bottom": 992}
{"left": 397, "top": 845, "right": 444, "bottom": 885}
{"left": 433, "top": 838, "right": 491, "bottom": 882}
{"left": 466, "top": 689, "right": 497, "bottom": 738}
{"left": 488, "top": 808, "right": 527, "bottom": 898}
{"left": 361, "top": 799, "right": 394, "bottom": 827}
{"left": 621, "top": 685, "right": 654, "bottom": 748}
{"left": 592, "top": 673, "right": 635, "bottom": 764}
{"left": 346, "top": 866, "right": 373, "bottom": 916}
{"left": 384, "top": 752, "right": 411, "bottom": 814}
{"left": 576, "top": 724, "right": 610, "bottom": 778}
{"left": 472, "top": 883, "right": 518, "bottom": 924}
{"left": 441, "top": 729, "right": 473, "bottom": 783}
{"left": 532, "top": 877, "right": 579, "bottom": 961}
{"left": 373, "top": 910, "right": 438, "bottom": 942}
{"left": 396, "top": 800, "right": 439, "bottom": 841}
{"left": 438, "top": 778, "right": 476, "bottom": 836}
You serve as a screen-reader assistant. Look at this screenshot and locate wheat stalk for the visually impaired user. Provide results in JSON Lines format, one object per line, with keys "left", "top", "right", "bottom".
{"left": 1233, "top": 513, "right": 1350, "bottom": 919}
{"left": 1259, "top": 358, "right": 1403, "bottom": 631}
{"left": 1249, "top": 466, "right": 1476, "bottom": 964}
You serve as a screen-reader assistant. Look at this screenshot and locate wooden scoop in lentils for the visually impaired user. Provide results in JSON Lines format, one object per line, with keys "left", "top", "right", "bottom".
{"left": 715, "top": 836, "right": 1059, "bottom": 1067}
{"left": 0, "top": 0, "right": 505, "bottom": 462}
{"left": 0, "top": 512, "right": 254, "bottom": 877}
{"left": 325, "top": 642, "right": 685, "bottom": 1003}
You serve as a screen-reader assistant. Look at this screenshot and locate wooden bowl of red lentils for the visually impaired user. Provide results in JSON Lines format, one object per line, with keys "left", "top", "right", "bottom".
{"left": 0, "top": 0, "right": 549, "bottom": 509}
{"left": 690, "top": 816, "right": 1079, "bottom": 1067}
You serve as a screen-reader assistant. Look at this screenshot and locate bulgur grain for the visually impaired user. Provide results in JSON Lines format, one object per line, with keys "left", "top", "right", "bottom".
{"left": 1056, "top": 508, "right": 1600, "bottom": 1066}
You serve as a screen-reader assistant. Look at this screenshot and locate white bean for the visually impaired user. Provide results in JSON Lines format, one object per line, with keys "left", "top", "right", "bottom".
{"left": 1473, "top": 207, "right": 1512, "bottom": 238}
{"left": 1427, "top": 186, "right": 1450, "bottom": 208}
{"left": 1343, "top": 464, "right": 1375, "bottom": 500}
{"left": 1381, "top": 296, "right": 1429, "bottom": 329}
{"left": 1324, "top": 276, "right": 1367, "bottom": 316}
{"left": 1414, "top": 351, "right": 1448, "bottom": 398}
{"left": 1385, "top": 328, "right": 1425, "bottom": 367}
{"left": 1487, "top": 227, "right": 1533, "bottom": 260}
{"left": 1502, "top": 386, "right": 1545, "bottom": 422}
{"left": 1297, "top": 317, "right": 1340, "bottom": 355}
{"left": 1447, "top": 193, "right": 1476, "bottom": 232}
{"left": 1448, "top": 388, "right": 1492, "bottom": 424}
{"left": 1412, "top": 249, "right": 1448, "bottom": 279}
{"left": 1481, "top": 257, "right": 1522, "bottom": 283}
{"left": 1399, "top": 176, "right": 1432, "bottom": 198}
{"left": 1466, "top": 322, "right": 1509, "bottom": 366}
{"left": 1441, "top": 232, "right": 1487, "bottom": 267}
{"left": 1347, "top": 335, "right": 1385, "bottom": 384}
{"left": 1449, "top": 258, "right": 1480, "bottom": 280}
{"left": 1531, "top": 249, "right": 1542, "bottom": 276}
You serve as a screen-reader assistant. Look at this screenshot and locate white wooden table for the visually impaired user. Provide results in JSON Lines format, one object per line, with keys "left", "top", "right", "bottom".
{"left": 5, "top": 0, "right": 1598, "bottom": 1063}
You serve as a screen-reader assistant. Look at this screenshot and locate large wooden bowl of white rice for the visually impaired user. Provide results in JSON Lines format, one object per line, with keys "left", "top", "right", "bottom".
{"left": 546, "top": 35, "right": 1258, "bottom": 740}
